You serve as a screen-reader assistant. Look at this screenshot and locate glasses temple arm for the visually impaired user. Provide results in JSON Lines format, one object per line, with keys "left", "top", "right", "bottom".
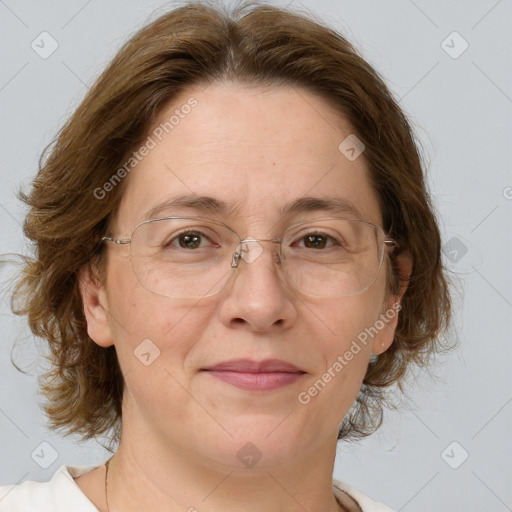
{"left": 101, "top": 236, "right": 131, "bottom": 245}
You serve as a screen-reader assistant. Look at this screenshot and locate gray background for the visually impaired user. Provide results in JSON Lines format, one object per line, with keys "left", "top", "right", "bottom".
{"left": 0, "top": 1, "right": 511, "bottom": 511}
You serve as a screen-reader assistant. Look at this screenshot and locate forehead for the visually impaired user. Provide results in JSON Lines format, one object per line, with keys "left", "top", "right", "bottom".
{"left": 113, "top": 82, "right": 382, "bottom": 232}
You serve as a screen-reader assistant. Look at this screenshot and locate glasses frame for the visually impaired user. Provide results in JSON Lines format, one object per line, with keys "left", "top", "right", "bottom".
{"left": 102, "top": 215, "right": 398, "bottom": 298}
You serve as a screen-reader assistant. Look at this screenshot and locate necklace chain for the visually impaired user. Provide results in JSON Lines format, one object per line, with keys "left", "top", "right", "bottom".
{"left": 105, "top": 458, "right": 111, "bottom": 512}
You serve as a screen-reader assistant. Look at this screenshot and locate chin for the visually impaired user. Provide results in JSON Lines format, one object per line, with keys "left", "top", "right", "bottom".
{"left": 195, "top": 422, "right": 308, "bottom": 470}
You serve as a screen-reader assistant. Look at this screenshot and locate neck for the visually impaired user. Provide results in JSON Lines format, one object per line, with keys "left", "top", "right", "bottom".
{"left": 104, "top": 411, "right": 343, "bottom": 512}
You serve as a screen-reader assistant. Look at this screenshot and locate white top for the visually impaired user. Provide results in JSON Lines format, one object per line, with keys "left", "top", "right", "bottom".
{"left": 0, "top": 464, "right": 395, "bottom": 512}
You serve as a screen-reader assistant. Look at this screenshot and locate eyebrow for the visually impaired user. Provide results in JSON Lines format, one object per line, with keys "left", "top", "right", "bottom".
{"left": 142, "top": 194, "right": 363, "bottom": 221}
{"left": 143, "top": 195, "right": 236, "bottom": 220}
{"left": 281, "top": 196, "right": 362, "bottom": 218}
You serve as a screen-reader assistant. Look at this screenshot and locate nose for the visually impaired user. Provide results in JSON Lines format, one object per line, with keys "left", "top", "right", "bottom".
{"left": 219, "top": 239, "right": 297, "bottom": 333}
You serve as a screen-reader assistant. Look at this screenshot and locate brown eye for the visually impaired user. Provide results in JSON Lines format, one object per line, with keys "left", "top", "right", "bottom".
{"left": 303, "top": 234, "right": 328, "bottom": 249}
{"left": 296, "top": 232, "right": 338, "bottom": 250}
{"left": 177, "top": 232, "right": 203, "bottom": 249}
{"left": 165, "top": 231, "right": 213, "bottom": 250}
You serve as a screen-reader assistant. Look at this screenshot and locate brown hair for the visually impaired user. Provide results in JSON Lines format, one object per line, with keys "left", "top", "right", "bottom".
{"left": 10, "top": 0, "right": 451, "bottom": 447}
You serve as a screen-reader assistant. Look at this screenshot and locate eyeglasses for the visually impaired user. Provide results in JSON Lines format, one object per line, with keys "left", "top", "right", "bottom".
{"left": 102, "top": 216, "right": 397, "bottom": 299}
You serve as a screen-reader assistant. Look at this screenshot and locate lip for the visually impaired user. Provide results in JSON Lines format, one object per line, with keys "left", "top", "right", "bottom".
{"left": 203, "top": 358, "right": 303, "bottom": 373}
{"left": 202, "top": 359, "right": 306, "bottom": 391}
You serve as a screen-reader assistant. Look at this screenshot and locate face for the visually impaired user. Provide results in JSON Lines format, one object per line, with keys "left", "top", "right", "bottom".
{"left": 82, "top": 82, "right": 402, "bottom": 470}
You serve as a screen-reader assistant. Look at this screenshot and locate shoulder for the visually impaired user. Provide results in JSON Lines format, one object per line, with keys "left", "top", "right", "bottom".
{"left": 1, "top": 468, "right": 394, "bottom": 512}
{"left": 0, "top": 464, "right": 100, "bottom": 512}
{"left": 333, "top": 478, "right": 396, "bottom": 512}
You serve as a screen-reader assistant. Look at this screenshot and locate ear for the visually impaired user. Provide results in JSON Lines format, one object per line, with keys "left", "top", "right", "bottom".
{"left": 78, "top": 263, "right": 114, "bottom": 348}
{"left": 372, "top": 250, "right": 413, "bottom": 356}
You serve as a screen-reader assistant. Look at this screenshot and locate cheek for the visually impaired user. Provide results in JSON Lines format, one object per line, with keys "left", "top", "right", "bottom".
{"left": 302, "top": 283, "right": 386, "bottom": 409}
{"left": 106, "top": 261, "right": 214, "bottom": 369}
{"left": 320, "top": 286, "right": 385, "bottom": 355}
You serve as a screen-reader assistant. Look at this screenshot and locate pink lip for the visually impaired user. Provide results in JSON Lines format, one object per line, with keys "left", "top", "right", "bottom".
{"left": 202, "top": 359, "right": 305, "bottom": 391}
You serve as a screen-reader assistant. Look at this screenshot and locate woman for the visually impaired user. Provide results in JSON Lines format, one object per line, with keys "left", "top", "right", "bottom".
{"left": 0, "top": 1, "right": 450, "bottom": 511}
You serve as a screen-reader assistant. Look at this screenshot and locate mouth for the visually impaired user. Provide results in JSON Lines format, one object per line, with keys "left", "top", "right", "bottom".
{"left": 201, "top": 359, "right": 306, "bottom": 392}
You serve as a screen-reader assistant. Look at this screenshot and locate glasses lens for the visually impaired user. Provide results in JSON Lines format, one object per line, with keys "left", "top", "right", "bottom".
{"left": 281, "top": 218, "right": 385, "bottom": 297}
{"left": 128, "top": 217, "right": 386, "bottom": 299}
{"left": 130, "top": 217, "right": 239, "bottom": 298}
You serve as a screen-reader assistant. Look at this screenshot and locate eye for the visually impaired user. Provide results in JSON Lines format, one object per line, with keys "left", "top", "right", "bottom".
{"left": 165, "top": 230, "right": 215, "bottom": 250}
{"left": 294, "top": 232, "right": 340, "bottom": 250}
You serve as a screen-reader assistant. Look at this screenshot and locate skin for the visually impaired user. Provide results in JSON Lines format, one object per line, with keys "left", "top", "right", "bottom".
{"left": 78, "top": 82, "right": 411, "bottom": 512}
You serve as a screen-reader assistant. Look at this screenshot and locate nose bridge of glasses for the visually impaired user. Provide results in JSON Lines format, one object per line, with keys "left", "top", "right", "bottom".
{"left": 231, "top": 237, "right": 282, "bottom": 268}
{"left": 239, "top": 237, "right": 281, "bottom": 244}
